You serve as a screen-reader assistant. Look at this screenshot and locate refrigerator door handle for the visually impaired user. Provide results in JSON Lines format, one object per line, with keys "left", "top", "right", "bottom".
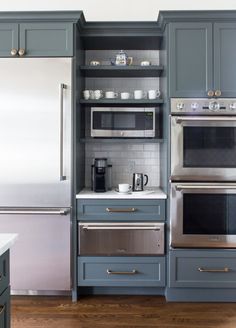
{"left": 60, "top": 83, "right": 67, "bottom": 181}
{"left": 0, "top": 208, "right": 69, "bottom": 215}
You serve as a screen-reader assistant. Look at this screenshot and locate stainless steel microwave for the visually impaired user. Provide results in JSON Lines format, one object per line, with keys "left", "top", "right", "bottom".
{"left": 91, "top": 107, "right": 157, "bottom": 138}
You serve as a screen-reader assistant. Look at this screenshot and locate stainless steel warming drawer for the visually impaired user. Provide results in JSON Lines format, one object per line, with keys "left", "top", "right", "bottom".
{"left": 78, "top": 222, "right": 165, "bottom": 256}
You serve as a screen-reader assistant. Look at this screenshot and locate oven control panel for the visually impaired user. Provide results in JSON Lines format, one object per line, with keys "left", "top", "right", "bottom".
{"left": 171, "top": 98, "right": 236, "bottom": 114}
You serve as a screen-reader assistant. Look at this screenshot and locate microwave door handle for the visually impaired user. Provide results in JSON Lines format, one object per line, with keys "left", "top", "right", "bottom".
{"left": 176, "top": 185, "right": 236, "bottom": 191}
{"left": 175, "top": 116, "right": 236, "bottom": 124}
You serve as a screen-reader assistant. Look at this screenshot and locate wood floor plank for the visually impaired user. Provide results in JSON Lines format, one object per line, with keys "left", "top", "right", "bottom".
{"left": 11, "top": 295, "right": 236, "bottom": 328}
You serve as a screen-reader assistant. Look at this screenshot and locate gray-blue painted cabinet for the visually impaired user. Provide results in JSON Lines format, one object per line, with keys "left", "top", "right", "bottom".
{"left": 78, "top": 256, "right": 166, "bottom": 287}
{"left": 0, "top": 22, "right": 73, "bottom": 57}
{"left": 0, "top": 251, "right": 10, "bottom": 328}
{"left": 169, "top": 22, "right": 236, "bottom": 97}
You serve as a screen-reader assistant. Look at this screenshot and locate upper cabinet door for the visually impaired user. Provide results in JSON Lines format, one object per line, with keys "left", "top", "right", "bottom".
{"left": 0, "top": 23, "right": 19, "bottom": 57}
{"left": 169, "top": 22, "right": 213, "bottom": 97}
{"left": 19, "top": 23, "right": 73, "bottom": 57}
{"left": 214, "top": 23, "right": 236, "bottom": 97}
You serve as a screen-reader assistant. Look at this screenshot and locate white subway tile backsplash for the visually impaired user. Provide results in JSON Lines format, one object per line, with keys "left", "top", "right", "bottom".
{"left": 85, "top": 142, "right": 160, "bottom": 188}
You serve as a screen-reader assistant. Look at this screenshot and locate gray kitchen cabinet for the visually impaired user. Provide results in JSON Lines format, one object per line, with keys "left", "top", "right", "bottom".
{"left": 169, "top": 21, "right": 236, "bottom": 97}
{"left": 0, "top": 251, "right": 10, "bottom": 328}
{"left": 214, "top": 22, "right": 236, "bottom": 97}
{"left": 0, "top": 22, "right": 73, "bottom": 57}
{"left": 77, "top": 199, "right": 165, "bottom": 221}
{"left": 0, "top": 23, "right": 19, "bottom": 57}
{"left": 78, "top": 256, "right": 166, "bottom": 287}
{"left": 169, "top": 249, "right": 236, "bottom": 288}
{"left": 169, "top": 22, "right": 213, "bottom": 98}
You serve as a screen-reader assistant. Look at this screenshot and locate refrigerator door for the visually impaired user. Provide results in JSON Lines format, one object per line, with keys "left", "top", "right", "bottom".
{"left": 0, "top": 208, "right": 71, "bottom": 292}
{"left": 0, "top": 58, "right": 72, "bottom": 207}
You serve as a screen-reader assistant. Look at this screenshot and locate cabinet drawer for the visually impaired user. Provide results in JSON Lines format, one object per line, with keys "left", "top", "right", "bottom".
{"left": 78, "top": 256, "right": 165, "bottom": 287}
{"left": 77, "top": 200, "right": 165, "bottom": 221}
{"left": 0, "top": 251, "right": 9, "bottom": 296}
{"left": 169, "top": 250, "right": 236, "bottom": 288}
{"left": 20, "top": 23, "right": 73, "bottom": 57}
{"left": 0, "top": 287, "right": 10, "bottom": 328}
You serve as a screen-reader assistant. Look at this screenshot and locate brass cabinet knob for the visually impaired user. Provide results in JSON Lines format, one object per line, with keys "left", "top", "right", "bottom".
{"left": 10, "top": 48, "right": 18, "bottom": 56}
{"left": 207, "top": 90, "right": 214, "bottom": 97}
{"left": 215, "top": 90, "right": 222, "bottom": 97}
{"left": 18, "top": 48, "right": 26, "bottom": 56}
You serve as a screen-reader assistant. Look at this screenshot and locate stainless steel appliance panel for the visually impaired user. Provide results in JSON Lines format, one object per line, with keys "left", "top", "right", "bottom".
{"left": 0, "top": 208, "right": 71, "bottom": 291}
{"left": 91, "top": 107, "right": 156, "bottom": 138}
{"left": 170, "top": 182, "right": 236, "bottom": 248}
{"left": 171, "top": 115, "right": 236, "bottom": 181}
{"left": 0, "top": 58, "right": 72, "bottom": 207}
{"left": 79, "top": 222, "right": 164, "bottom": 255}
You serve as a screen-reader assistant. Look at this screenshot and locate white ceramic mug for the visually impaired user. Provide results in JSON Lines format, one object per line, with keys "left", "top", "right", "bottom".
{"left": 134, "top": 90, "right": 146, "bottom": 100}
{"left": 148, "top": 90, "right": 161, "bottom": 99}
{"left": 83, "top": 90, "right": 90, "bottom": 100}
{"left": 141, "top": 61, "right": 151, "bottom": 66}
{"left": 94, "top": 90, "right": 103, "bottom": 100}
{"left": 118, "top": 183, "right": 131, "bottom": 193}
{"left": 105, "top": 91, "right": 118, "bottom": 99}
{"left": 120, "top": 92, "right": 130, "bottom": 100}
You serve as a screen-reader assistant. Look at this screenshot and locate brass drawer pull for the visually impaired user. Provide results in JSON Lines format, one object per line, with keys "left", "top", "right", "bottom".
{"left": 198, "top": 267, "right": 230, "bottom": 273}
{"left": 107, "top": 269, "right": 137, "bottom": 275}
{"left": 106, "top": 207, "right": 136, "bottom": 213}
{"left": 0, "top": 305, "right": 5, "bottom": 315}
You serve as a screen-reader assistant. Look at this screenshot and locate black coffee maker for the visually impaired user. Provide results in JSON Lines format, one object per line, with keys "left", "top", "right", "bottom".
{"left": 91, "top": 158, "right": 112, "bottom": 192}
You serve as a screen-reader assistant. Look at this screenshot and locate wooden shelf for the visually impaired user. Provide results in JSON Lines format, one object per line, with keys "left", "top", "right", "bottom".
{"left": 80, "top": 99, "right": 164, "bottom": 107}
{"left": 80, "top": 65, "right": 164, "bottom": 78}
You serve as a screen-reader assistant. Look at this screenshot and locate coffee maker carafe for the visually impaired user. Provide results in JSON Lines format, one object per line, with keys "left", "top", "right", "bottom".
{"left": 91, "top": 158, "right": 112, "bottom": 192}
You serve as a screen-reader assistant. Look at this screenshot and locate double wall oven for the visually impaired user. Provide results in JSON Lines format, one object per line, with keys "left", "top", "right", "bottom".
{"left": 170, "top": 98, "right": 236, "bottom": 248}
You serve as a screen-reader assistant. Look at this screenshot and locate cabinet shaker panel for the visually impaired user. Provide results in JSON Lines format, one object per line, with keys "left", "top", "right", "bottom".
{"left": 169, "top": 22, "right": 213, "bottom": 97}
{"left": 19, "top": 23, "right": 73, "bottom": 57}
{"left": 214, "top": 23, "right": 236, "bottom": 97}
{"left": 0, "top": 23, "right": 18, "bottom": 57}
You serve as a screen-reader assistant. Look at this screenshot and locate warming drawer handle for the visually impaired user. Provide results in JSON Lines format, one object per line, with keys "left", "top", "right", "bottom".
{"left": 107, "top": 269, "right": 137, "bottom": 275}
{"left": 59, "top": 83, "right": 67, "bottom": 181}
{"left": 198, "top": 267, "right": 230, "bottom": 273}
{"left": 176, "top": 116, "right": 236, "bottom": 124}
{"left": 106, "top": 207, "right": 136, "bottom": 213}
{"left": 82, "top": 226, "right": 161, "bottom": 231}
{"left": 0, "top": 305, "right": 5, "bottom": 315}
{"left": 176, "top": 185, "right": 236, "bottom": 191}
{"left": 0, "top": 209, "right": 68, "bottom": 215}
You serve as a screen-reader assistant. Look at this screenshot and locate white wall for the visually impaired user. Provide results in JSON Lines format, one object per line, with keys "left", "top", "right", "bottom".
{"left": 1, "top": 0, "right": 236, "bottom": 21}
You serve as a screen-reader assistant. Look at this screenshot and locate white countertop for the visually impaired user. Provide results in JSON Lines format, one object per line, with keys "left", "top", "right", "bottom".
{"left": 0, "top": 234, "right": 18, "bottom": 257}
{"left": 76, "top": 187, "right": 167, "bottom": 199}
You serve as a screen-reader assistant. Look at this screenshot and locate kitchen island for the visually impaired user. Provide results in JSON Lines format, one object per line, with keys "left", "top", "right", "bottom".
{"left": 0, "top": 234, "right": 17, "bottom": 328}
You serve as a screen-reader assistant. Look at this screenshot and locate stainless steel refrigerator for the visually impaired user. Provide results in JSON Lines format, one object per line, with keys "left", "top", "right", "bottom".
{"left": 0, "top": 58, "right": 73, "bottom": 294}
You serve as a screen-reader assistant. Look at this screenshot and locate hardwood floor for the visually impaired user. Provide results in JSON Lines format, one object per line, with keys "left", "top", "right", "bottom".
{"left": 11, "top": 295, "right": 236, "bottom": 328}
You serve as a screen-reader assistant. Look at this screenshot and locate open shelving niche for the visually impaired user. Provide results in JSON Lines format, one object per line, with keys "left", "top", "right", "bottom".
{"left": 79, "top": 24, "right": 165, "bottom": 144}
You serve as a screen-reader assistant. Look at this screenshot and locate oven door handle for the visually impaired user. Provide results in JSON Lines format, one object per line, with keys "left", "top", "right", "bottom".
{"left": 176, "top": 185, "right": 236, "bottom": 191}
{"left": 175, "top": 116, "right": 236, "bottom": 124}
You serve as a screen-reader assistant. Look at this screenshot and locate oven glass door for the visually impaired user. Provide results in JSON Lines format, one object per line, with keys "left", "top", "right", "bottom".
{"left": 171, "top": 182, "right": 236, "bottom": 248}
{"left": 171, "top": 116, "right": 236, "bottom": 180}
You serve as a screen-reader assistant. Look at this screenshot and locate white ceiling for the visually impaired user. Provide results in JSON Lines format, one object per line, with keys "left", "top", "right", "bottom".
{"left": 0, "top": 0, "right": 236, "bottom": 21}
